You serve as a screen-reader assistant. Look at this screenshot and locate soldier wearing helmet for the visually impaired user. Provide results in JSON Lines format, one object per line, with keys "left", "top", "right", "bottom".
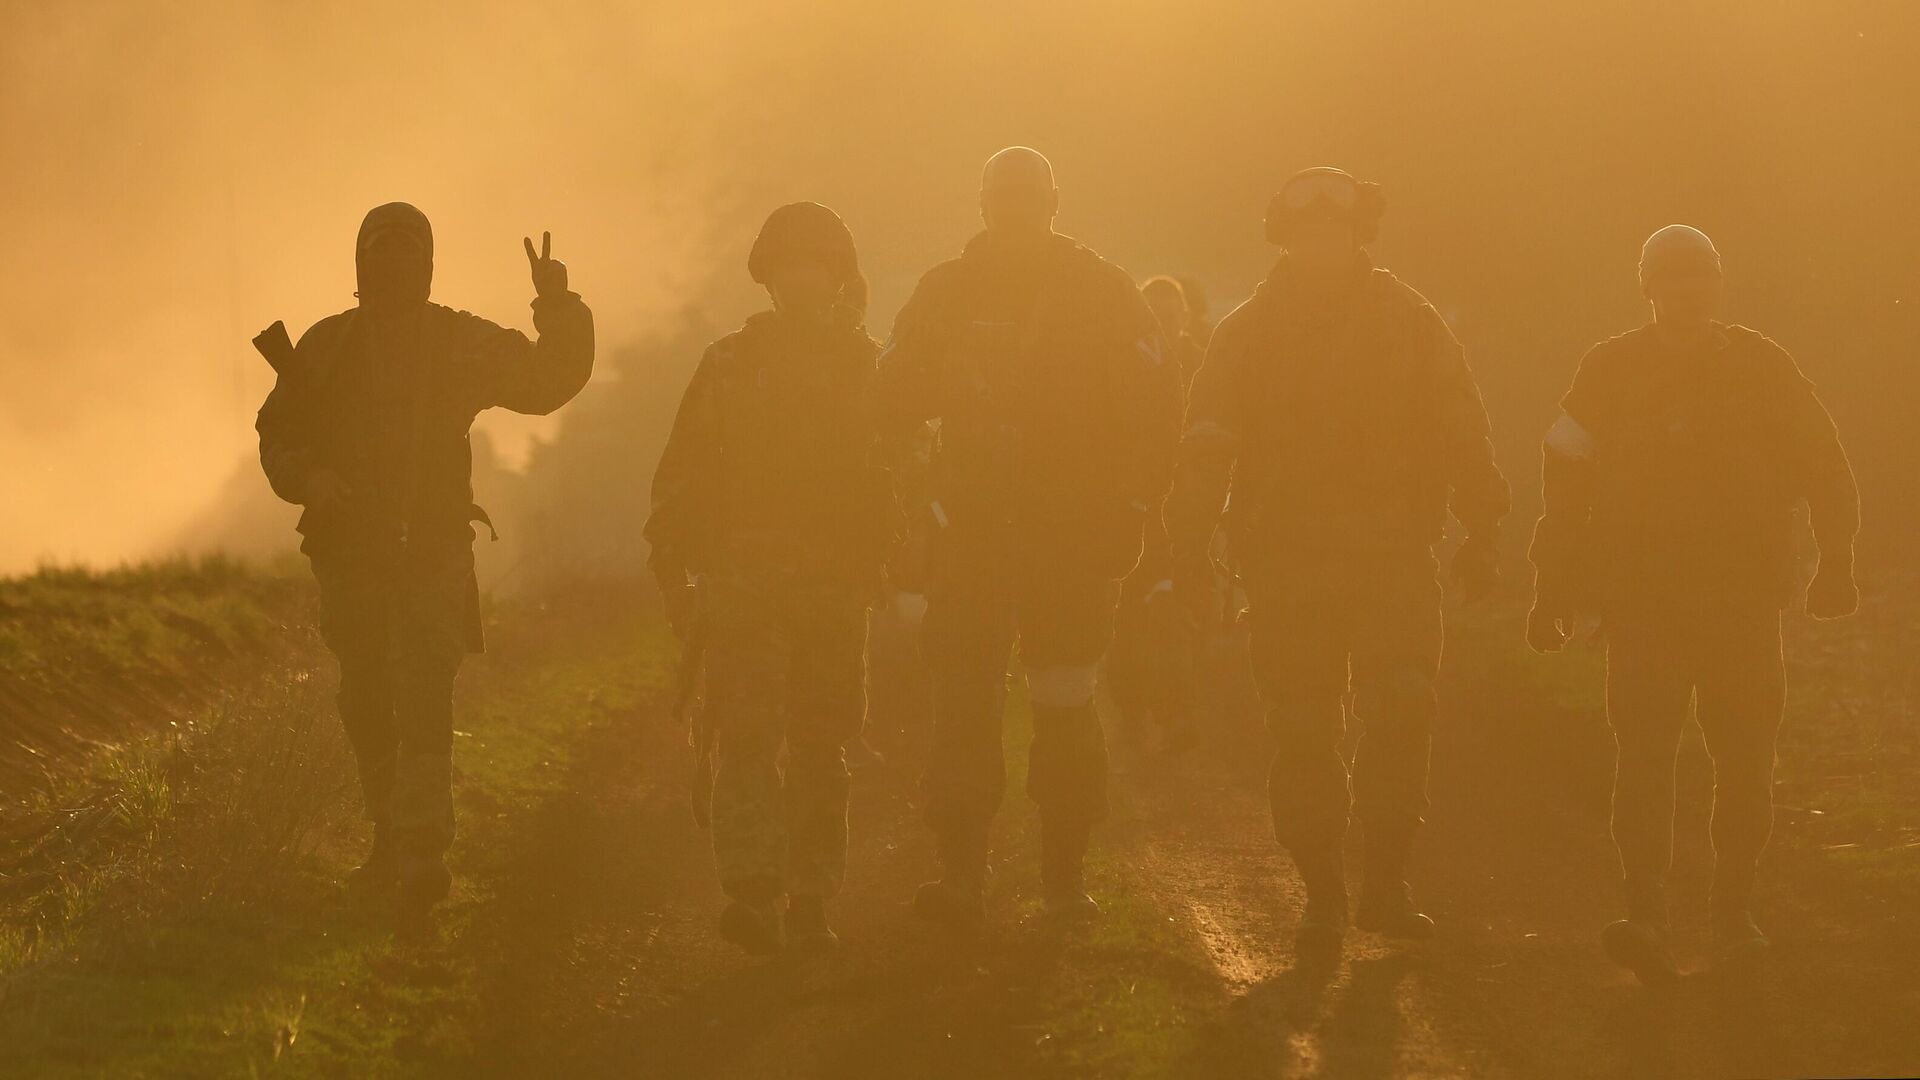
{"left": 1165, "top": 167, "right": 1510, "bottom": 956}
{"left": 647, "top": 202, "right": 897, "bottom": 954}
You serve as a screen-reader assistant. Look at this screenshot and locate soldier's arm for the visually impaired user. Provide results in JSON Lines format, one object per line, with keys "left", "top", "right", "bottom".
{"left": 872, "top": 270, "right": 948, "bottom": 429}
{"left": 1162, "top": 312, "right": 1246, "bottom": 567}
{"left": 253, "top": 318, "right": 338, "bottom": 505}
{"left": 462, "top": 291, "right": 597, "bottom": 416}
{"left": 644, "top": 345, "right": 725, "bottom": 584}
{"left": 1427, "top": 306, "right": 1511, "bottom": 539}
{"left": 1777, "top": 348, "right": 1861, "bottom": 567}
{"left": 1110, "top": 277, "right": 1185, "bottom": 508}
{"left": 1528, "top": 345, "right": 1604, "bottom": 615}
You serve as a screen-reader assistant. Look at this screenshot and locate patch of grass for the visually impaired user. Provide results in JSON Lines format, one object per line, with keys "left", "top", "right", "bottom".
{"left": 0, "top": 580, "right": 671, "bottom": 1077}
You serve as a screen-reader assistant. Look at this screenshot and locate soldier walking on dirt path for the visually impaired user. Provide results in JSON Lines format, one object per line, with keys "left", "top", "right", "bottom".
{"left": 1165, "top": 168, "right": 1511, "bottom": 959}
{"left": 1108, "top": 275, "right": 1208, "bottom": 755}
{"left": 1527, "top": 224, "right": 1861, "bottom": 984}
{"left": 646, "top": 202, "right": 897, "bottom": 956}
{"left": 255, "top": 203, "right": 595, "bottom": 940}
{"left": 875, "top": 147, "right": 1183, "bottom": 929}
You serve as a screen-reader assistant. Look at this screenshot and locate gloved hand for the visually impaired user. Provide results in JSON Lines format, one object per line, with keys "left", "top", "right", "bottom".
{"left": 1806, "top": 560, "right": 1860, "bottom": 620}
{"left": 304, "top": 466, "right": 353, "bottom": 514}
{"left": 1170, "top": 555, "right": 1216, "bottom": 633}
{"left": 658, "top": 575, "right": 700, "bottom": 641}
{"left": 1449, "top": 534, "right": 1500, "bottom": 603}
{"left": 523, "top": 231, "right": 570, "bottom": 298}
{"left": 1526, "top": 605, "right": 1570, "bottom": 653}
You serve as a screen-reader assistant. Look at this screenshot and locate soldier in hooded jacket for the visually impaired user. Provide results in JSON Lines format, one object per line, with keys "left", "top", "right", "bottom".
{"left": 257, "top": 203, "right": 594, "bottom": 936}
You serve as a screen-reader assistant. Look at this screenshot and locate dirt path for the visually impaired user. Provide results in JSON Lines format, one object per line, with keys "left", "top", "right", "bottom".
{"left": 435, "top": 587, "right": 1920, "bottom": 1079}
{"left": 16, "top": 578, "right": 1912, "bottom": 1077}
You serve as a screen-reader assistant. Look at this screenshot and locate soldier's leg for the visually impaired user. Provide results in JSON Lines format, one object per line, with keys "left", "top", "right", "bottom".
{"left": 1694, "top": 609, "right": 1785, "bottom": 958}
{"left": 1347, "top": 556, "right": 1443, "bottom": 936}
{"left": 386, "top": 565, "right": 478, "bottom": 932}
{"left": 1245, "top": 580, "right": 1352, "bottom": 944}
{"left": 916, "top": 572, "right": 1016, "bottom": 925}
{"left": 313, "top": 563, "right": 400, "bottom": 883}
{"left": 703, "top": 581, "right": 795, "bottom": 899}
{"left": 784, "top": 596, "right": 870, "bottom": 948}
{"left": 1600, "top": 614, "right": 1696, "bottom": 981}
{"left": 1019, "top": 575, "right": 1121, "bottom": 915}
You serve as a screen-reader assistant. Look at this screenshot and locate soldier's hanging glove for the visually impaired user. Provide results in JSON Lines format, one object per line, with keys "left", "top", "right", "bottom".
{"left": 658, "top": 575, "right": 700, "bottom": 642}
{"left": 1806, "top": 557, "right": 1860, "bottom": 620}
{"left": 1449, "top": 534, "right": 1500, "bottom": 603}
{"left": 523, "top": 231, "right": 570, "bottom": 298}
{"left": 1526, "top": 606, "right": 1571, "bottom": 654}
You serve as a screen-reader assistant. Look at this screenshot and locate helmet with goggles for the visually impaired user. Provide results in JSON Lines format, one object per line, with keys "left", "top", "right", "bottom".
{"left": 1265, "top": 167, "right": 1386, "bottom": 245}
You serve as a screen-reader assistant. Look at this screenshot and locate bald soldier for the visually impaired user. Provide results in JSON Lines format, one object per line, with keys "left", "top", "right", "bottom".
{"left": 876, "top": 148, "right": 1183, "bottom": 927}
{"left": 1529, "top": 225, "right": 1860, "bottom": 982}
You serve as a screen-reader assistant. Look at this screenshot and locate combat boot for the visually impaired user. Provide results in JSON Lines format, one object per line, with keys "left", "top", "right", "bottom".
{"left": 1710, "top": 863, "right": 1769, "bottom": 968}
{"left": 786, "top": 894, "right": 839, "bottom": 953}
{"left": 346, "top": 822, "right": 398, "bottom": 894}
{"left": 1291, "top": 846, "right": 1348, "bottom": 957}
{"left": 1040, "top": 818, "right": 1100, "bottom": 920}
{"left": 1355, "top": 827, "right": 1435, "bottom": 939}
{"left": 915, "top": 823, "right": 989, "bottom": 933}
{"left": 1600, "top": 878, "right": 1679, "bottom": 984}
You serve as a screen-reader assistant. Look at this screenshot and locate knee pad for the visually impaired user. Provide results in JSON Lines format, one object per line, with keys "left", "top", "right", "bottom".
{"left": 1027, "top": 664, "right": 1101, "bottom": 709}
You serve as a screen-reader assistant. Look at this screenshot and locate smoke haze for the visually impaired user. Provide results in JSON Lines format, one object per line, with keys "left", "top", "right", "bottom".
{"left": 3, "top": 1, "right": 1916, "bottom": 572}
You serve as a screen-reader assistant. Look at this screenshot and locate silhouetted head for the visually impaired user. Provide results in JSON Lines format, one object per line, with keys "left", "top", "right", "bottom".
{"left": 1266, "top": 167, "right": 1385, "bottom": 283}
{"left": 355, "top": 202, "right": 433, "bottom": 309}
{"left": 1639, "top": 224, "right": 1723, "bottom": 331}
{"left": 1140, "top": 275, "right": 1189, "bottom": 341}
{"left": 980, "top": 146, "right": 1058, "bottom": 238}
{"left": 749, "top": 201, "right": 865, "bottom": 323}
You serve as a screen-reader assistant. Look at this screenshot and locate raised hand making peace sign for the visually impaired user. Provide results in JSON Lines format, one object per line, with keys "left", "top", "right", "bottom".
{"left": 524, "top": 231, "right": 569, "bottom": 298}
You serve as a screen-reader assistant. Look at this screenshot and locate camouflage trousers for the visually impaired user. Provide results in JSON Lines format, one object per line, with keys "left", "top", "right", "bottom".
{"left": 1244, "top": 551, "right": 1442, "bottom": 857}
{"left": 920, "top": 561, "right": 1121, "bottom": 840}
{"left": 1606, "top": 606, "right": 1784, "bottom": 911}
{"left": 311, "top": 554, "right": 471, "bottom": 890}
{"left": 703, "top": 576, "right": 870, "bottom": 901}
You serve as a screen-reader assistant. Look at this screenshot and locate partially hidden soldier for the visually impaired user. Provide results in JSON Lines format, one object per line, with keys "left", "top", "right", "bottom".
{"left": 1527, "top": 225, "right": 1861, "bottom": 983}
{"left": 876, "top": 147, "right": 1183, "bottom": 928}
{"left": 1165, "top": 168, "right": 1511, "bottom": 957}
{"left": 1109, "top": 276, "right": 1208, "bottom": 753}
{"left": 645, "top": 203, "right": 896, "bottom": 955}
{"left": 256, "top": 204, "right": 594, "bottom": 938}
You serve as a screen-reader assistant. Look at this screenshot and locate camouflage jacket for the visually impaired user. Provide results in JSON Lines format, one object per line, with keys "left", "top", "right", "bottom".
{"left": 1165, "top": 256, "right": 1510, "bottom": 570}
{"left": 645, "top": 310, "right": 896, "bottom": 595}
{"left": 257, "top": 292, "right": 594, "bottom": 576}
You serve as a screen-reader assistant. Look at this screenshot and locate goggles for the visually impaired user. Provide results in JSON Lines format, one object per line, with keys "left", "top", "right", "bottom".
{"left": 1280, "top": 170, "right": 1361, "bottom": 212}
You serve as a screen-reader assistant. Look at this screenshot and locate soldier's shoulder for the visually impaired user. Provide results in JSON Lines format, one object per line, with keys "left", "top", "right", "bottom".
{"left": 1205, "top": 297, "right": 1264, "bottom": 354}
{"left": 431, "top": 302, "right": 510, "bottom": 336}
{"left": 1580, "top": 325, "right": 1655, "bottom": 368}
{"left": 294, "top": 310, "right": 356, "bottom": 352}
{"left": 1367, "top": 268, "right": 1443, "bottom": 319}
{"left": 1720, "top": 323, "right": 1791, "bottom": 360}
{"left": 911, "top": 257, "right": 970, "bottom": 298}
{"left": 701, "top": 325, "right": 755, "bottom": 369}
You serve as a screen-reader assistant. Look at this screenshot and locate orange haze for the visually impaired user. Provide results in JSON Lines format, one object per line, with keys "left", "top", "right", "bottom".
{"left": 2, "top": 1, "right": 1916, "bottom": 572}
